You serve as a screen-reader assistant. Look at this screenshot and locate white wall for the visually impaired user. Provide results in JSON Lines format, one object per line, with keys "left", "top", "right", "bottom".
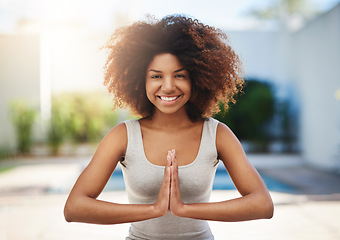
{"left": 0, "top": 31, "right": 116, "bottom": 153}
{"left": 0, "top": 34, "right": 40, "bottom": 152}
{"left": 1, "top": 5, "right": 339, "bottom": 169}
{"left": 292, "top": 4, "right": 340, "bottom": 169}
{"left": 226, "top": 5, "right": 340, "bottom": 170}
{"left": 47, "top": 31, "right": 109, "bottom": 93}
{"left": 225, "top": 30, "right": 295, "bottom": 100}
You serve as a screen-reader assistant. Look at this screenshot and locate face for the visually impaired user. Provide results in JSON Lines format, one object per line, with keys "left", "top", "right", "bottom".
{"left": 145, "top": 53, "right": 191, "bottom": 116}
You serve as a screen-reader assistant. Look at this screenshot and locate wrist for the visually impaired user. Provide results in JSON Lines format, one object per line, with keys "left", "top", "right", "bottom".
{"left": 151, "top": 203, "right": 168, "bottom": 218}
{"left": 178, "top": 203, "right": 188, "bottom": 217}
{"left": 171, "top": 203, "right": 187, "bottom": 217}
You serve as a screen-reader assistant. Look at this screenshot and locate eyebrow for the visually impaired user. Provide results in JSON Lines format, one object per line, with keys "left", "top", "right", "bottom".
{"left": 149, "top": 69, "right": 161, "bottom": 73}
{"left": 149, "top": 68, "right": 185, "bottom": 73}
{"left": 174, "top": 68, "right": 185, "bottom": 73}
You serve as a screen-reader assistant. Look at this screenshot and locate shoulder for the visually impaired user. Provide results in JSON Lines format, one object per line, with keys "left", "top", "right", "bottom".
{"left": 107, "top": 122, "right": 127, "bottom": 138}
{"left": 215, "top": 120, "right": 243, "bottom": 156}
{"left": 216, "top": 120, "right": 232, "bottom": 136}
{"left": 89, "top": 122, "right": 129, "bottom": 168}
{"left": 211, "top": 117, "right": 233, "bottom": 136}
{"left": 205, "top": 117, "right": 230, "bottom": 136}
{"left": 203, "top": 117, "right": 219, "bottom": 128}
{"left": 108, "top": 119, "right": 140, "bottom": 135}
{"left": 100, "top": 122, "right": 128, "bottom": 155}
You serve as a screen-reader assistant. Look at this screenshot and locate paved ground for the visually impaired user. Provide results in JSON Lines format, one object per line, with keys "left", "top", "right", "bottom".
{"left": 0, "top": 155, "right": 340, "bottom": 240}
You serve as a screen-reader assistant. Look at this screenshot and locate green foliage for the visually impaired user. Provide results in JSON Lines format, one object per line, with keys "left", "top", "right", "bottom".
{"left": 247, "top": 0, "right": 319, "bottom": 19}
{"left": 10, "top": 100, "right": 37, "bottom": 154}
{"left": 276, "top": 99, "right": 298, "bottom": 152}
{"left": 214, "top": 80, "right": 275, "bottom": 152}
{"left": 0, "top": 165, "right": 15, "bottom": 174}
{"left": 48, "top": 91, "right": 119, "bottom": 154}
{"left": 0, "top": 147, "right": 12, "bottom": 160}
{"left": 246, "top": 0, "right": 320, "bottom": 29}
{"left": 48, "top": 97, "right": 67, "bottom": 155}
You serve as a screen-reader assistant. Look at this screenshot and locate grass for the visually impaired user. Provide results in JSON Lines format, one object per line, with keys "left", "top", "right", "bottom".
{"left": 0, "top": 148, "right": 16, "bottom": 174}
{"left": 0, "top": 165, "right": 15, "bottom": 174}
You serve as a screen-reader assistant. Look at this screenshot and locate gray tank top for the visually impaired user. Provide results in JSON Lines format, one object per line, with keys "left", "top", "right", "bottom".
{"left": 121, "top": 117, "right": 219, "bottom": 240}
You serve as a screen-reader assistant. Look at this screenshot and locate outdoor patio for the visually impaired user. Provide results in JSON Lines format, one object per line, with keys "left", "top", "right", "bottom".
{"left": 1, "top": 1, "right": 340, "bottom": 239}
{"left": 0, "top": 155, "right": 339, "bottom": 240}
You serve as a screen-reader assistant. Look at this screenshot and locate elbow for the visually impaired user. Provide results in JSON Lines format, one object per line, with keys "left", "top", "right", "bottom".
{"left": 64, "top": 199, "right": 77, "bottom": 223}
{"left": 64, "top": 203, "right": 73, "bottom": 222}
{"left": 262, "top": 195, "right": 274, "bottom": 219}
{"left": 253, "top": 192, "right": 274, "bottom": 219}
{"left": 265, "top": 201, "right": 274, "bottom": 219}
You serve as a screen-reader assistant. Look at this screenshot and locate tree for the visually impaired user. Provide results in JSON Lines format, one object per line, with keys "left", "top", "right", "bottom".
{"left": 10, "top": 101, "right": 37, "bottom": 154}
{"left": 247, "top": 0, "right": 320, "bottom": 30}
{"left": 214, "top": 79, "right": 275, "bottom": 152}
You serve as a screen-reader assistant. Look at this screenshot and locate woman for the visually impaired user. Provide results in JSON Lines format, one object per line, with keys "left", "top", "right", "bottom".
{"left": 64, "top": 15, "right": 274, "bottom": 240}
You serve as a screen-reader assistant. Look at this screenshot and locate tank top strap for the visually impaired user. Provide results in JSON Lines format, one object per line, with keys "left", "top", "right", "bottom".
{"left": 203, "top": 117, "right": 219, "bottom": 144}
{"left": 123, "top": 118, "right": 220, "bottom": 167}
{"left": 124, "top": 119, "right": 140, "bottom": 146}
{"left": 200, "top": 117, "right": 219, "bottom": 166}
{"left": 123, "top": 119, "right": 144, "bottom": 167}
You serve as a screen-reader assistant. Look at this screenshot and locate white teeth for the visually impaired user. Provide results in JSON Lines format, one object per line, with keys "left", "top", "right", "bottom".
{"left": 160, "top": 96, "right": 179, "bottom": 101}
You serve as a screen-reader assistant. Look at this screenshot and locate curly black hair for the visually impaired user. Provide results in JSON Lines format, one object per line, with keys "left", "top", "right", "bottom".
{"left": 104, "top": 14, "right": 243, "bottom": 121}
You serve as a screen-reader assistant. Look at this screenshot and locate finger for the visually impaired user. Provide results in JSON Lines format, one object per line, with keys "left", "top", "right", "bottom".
{"left": 167, "top": 151, "right": 172, "bottom": 167}
{"left": 161, "top": 166, "right": 170, "bottom": 199}
{"left": 170, "top": 166, "right": 180, "bottom": 201}
{"left": 165, "top": 165, "right": 170, "bottom": 187}
{"left": 170, "top": 166, "right": 175, "bottom": 190}
{"left": 156, "top": 165, "right": 170, "bottom": 214}
{"left": 170, "top": 157, "right": 180, "bottom": 193}
{"left": 161, "top": 156, "right": 171, "bottom": 189}
{"left": 164, "top": 152, "right": 172, "bottom": 183}
{"left": 166, "top": 166, "right": 171, "bottom": 210}
{"left": 171, "top": 149, "right": 178, "bottom": 173}
{"left": 166, "top": 153, "right": 171, "bottom": 170}
{"left": 171, "top": 164, "right": 178, "bottom": 186}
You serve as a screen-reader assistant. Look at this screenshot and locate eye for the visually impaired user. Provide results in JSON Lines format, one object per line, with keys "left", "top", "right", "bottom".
{"left": 151, "top": 75, "right": 162, "bottom": 79}
{"left": 175, "top": 74, "right": 186, "bottom": 78}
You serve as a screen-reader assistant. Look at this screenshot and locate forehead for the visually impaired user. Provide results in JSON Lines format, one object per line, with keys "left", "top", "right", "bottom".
{"left": 147, "top": 53, "right": 184, "bottom": 71}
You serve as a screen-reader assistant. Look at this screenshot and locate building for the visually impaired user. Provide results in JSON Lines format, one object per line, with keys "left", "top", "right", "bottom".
{"left": 0, "top": 4, "right": 339, "bottom": 169}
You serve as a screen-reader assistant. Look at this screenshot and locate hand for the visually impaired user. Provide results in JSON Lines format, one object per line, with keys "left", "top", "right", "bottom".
{"left": 153, "top": 153, "right": 171, "bottom": 217}
{"left": 169, "top": 149, "right": 185, "bottom": 216}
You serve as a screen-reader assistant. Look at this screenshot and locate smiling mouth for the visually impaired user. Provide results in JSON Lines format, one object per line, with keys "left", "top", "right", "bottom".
{"left": 158, "top": 95, "right": 182, "bottom": 102}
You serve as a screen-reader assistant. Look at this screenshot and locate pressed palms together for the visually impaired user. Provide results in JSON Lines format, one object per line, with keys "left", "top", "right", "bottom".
{"left": 155, "top": 149, "right": 185, "bottom": 216}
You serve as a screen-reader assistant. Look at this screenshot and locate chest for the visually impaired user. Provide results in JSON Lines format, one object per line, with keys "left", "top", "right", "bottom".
{"left": 141, "top": 125, "right": 203, "bottom": 166}
{"left": 121, "top": 119, "right": 219, "bottom": 204}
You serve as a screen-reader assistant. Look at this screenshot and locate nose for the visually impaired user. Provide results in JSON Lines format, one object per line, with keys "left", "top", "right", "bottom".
{"left": 161, "top": 77, "right": 176, "bottom": 92}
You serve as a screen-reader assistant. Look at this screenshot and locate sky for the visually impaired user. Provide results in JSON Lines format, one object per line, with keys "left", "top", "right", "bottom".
{"left": 0, "top": 0, "right": 340, "bottom": 32}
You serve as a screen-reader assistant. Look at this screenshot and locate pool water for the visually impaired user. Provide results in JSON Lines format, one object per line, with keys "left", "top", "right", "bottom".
{"left": 105, "top": 164, "right": 297, "bottom": 193}
{"left": 213, "top": 166, "right": 297, "bottom": 193}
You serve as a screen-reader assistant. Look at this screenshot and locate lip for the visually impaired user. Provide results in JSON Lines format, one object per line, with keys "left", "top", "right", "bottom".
{"left": 157, "top": 94, "right": 182, "bottom": 104}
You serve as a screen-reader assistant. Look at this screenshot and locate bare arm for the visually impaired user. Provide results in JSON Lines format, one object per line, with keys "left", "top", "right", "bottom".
{"left": 170, "top": 122, "right": 274, "bottom": 221}
{"left": 64, "top": 123, "right": 171, "bottom": 224}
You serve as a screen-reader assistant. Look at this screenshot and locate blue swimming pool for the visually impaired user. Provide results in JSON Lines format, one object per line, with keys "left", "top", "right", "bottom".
{"left": 212, "top": 165, "right": 297, "bottom": 193}
{"left": 105, "top": 164, "right": 297, "bottom": 193}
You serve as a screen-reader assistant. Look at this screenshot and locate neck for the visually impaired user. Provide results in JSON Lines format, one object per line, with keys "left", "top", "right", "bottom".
{"left": 147, "top": 109, "right": 193, "bottom": 130}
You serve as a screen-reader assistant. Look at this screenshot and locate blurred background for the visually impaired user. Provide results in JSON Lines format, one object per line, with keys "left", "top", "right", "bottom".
{"left": 0, "top": 0, "right": 340, "bottom": 239}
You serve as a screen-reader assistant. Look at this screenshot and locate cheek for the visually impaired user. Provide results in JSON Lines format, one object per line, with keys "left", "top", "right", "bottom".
{"left": 145, "top": 82, "right": 156, "bottom": 101}
{"left": 145, "top": 90, "right": 153, "bottom": 102}
{"left": 183, "top": 82, "right": 192, "bottom": 98}
{"left": 188, "top": 82, "right": 196, "bottom": 100}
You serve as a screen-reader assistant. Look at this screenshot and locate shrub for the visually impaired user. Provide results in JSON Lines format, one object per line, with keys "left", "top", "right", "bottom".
{"left": 49, "top": 92, "right": 119, "bottom": 148}
{"left": 10, "top": 100, "right": 37, "bottom": 154}
{"left": 48, "top": 97, "right": 67, "bottom": 155}
{"left": 214, "top": 79, "right": 275, "bottom": 152}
